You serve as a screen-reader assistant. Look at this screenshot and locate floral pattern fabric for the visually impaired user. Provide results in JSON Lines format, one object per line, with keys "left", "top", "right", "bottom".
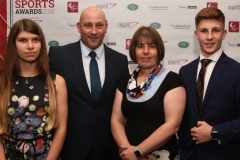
{"left": 1, "top": 75, "right": 55, "bottom": 160}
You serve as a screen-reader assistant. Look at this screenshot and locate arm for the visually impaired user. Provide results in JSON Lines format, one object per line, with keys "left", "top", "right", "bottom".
{"left": 137, "top": 86, "right": 186, "bottom": 156}
{"left": 111, "top": 89, "right": 130, "bottom": 150}
{"left": 119, "top": 86, "right": 186, "bottom": 159}
{"left": 0, "top": 137, "right": 6, "bottom": 160}
{"left": 46, "top": 75, "right": 68, "bottom": 160}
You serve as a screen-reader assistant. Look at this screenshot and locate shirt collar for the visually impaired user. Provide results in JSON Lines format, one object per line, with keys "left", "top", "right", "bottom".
{"left": 80, "top": 40, "right": 104, "bottom": 59}
{"left": 199, "top": 48, "right": 223, "bottom": 62}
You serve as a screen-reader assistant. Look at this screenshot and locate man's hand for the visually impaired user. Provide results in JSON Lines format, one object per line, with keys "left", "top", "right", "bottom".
{"left": 190, "top": 121, "right": 212, "bottom": 144}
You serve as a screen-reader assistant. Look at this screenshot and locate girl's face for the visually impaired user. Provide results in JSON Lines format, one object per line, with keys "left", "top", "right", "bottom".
{"left": 15, "top": 31, "right": 41, "bottom": 64}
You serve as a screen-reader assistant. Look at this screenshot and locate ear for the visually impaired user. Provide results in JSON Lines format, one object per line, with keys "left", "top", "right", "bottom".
{"left": 77, "top": 22, "right": 81, "bottom": 33}
{"left": 194, "top": 31, "right": 198, "bottom": 40}
{"left": 105, "top": 20, "right": 108, "bottom": 33}
{"left": 222, "top": 29, "right": 227, "bottom": 40}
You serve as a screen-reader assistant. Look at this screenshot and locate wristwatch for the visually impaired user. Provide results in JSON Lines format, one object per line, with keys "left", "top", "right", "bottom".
{"left": 134, "top": 146, "right": 142, "bottom": 158}
{"left": 211, "top": 127, "right": 219, "bottom": 141}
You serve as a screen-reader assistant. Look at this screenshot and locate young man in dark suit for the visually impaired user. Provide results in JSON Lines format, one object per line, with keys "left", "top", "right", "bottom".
{"left": 178, "top": 7, "right": 240, "bottom": 160}
{"left": 49, "top": 6, "right": 129, "bottom": 160}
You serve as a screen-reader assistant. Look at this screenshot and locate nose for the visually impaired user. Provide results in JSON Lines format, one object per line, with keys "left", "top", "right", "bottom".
{"left": 27, "top": 40, "right": 34, "bottom": 49}
{"left": 143, "top": 45, "right": 149, "bottom": 54}
{"left": 91, "top": 26, "right": 97, "bottom": 35}
{"left": 207, "top": 31, "right": 213, "bottom": 40}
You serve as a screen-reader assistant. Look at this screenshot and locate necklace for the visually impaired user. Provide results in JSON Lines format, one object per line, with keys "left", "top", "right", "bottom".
{"left": 21, "top": 74, "right": 37, "bottom": 84}
{"left": 25, "top": 78, "right": 29, "bottom": 84}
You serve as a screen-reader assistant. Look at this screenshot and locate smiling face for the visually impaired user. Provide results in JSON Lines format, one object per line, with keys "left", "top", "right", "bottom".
{"left": 194, "top": 19, "right": 227, "bottom": 58}
{"left": 135, "top": 38, "right": 158, "bottom": 71}
{"left": 16, "top": 31, "right": 41, "bottom": 65}
{"left": 77, "top": 7, "right": 108, "bottom": 50}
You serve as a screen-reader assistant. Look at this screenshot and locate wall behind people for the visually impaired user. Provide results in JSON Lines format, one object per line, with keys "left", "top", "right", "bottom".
{"left": 5, "top": 0, "right": 240, "bottom": 73}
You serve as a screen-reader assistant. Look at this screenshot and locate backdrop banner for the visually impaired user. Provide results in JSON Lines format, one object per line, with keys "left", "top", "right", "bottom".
{"left": 7, "top": 0, "right": 240, "bottom": 73}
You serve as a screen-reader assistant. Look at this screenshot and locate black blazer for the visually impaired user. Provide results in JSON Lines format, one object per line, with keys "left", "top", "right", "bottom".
{"left": 49, "top": 41, "right": 129, "bottom": 160}
{"left": 178, "top": 52, "right": 240, "bottom": 160}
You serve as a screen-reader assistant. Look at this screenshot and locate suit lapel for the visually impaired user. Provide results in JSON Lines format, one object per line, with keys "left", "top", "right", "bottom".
{"left": 199, "top": 52, "right": 227, "bottom": 117}
{"left": 69, "top": 41, "right": 92, "bottom": 99}
{"left": 189, "top": 58, "right": 200, "bottom": 118}
{"left": 96, "top": 45, "right": 114, "bottom": 100}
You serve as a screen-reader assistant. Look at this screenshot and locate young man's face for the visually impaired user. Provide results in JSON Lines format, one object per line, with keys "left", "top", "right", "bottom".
{"left": 194, "top": 19, "right": 227, "bottom": 58}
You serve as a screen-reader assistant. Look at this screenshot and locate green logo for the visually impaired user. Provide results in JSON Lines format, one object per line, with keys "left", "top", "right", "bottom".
{"left": 150, "top": 22, "right": 161, "bottom": 29}
{"left": 178, "top": 41, "right": 189, "bottom": 48}
{"left": 127, "top": 4, "right": 139, "bottom": 11}
{"left": 48, "top": 40, "right": 59, "bottom": 47}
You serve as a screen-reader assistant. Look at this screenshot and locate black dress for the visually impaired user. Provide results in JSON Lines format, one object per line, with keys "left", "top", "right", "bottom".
{"left": 118, "top": 70, "right": 182, "bottom": 160}
{"left": 2, "top": 74, "right": 55, "bottom": 160}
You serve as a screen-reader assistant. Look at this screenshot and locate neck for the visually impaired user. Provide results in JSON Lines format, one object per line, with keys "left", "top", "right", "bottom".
{"left": 138, "top": 67, "right": 154, "bottom": 78}
{"left": 20, "top": 66, "right": 38, "bottom": 77}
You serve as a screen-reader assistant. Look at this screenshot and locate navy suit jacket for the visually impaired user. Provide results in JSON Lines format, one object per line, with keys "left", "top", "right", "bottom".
{"left": 49, "top": 41, "right": 129, "bottom": 160}
{"left": 178, "top": 52, "right": 240, "bottom": 160}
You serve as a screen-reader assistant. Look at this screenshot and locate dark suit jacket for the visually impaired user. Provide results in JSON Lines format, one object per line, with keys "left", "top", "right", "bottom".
{"left": 178, "top": 52, "right": 240, "bottom": 160}
{"left": 49, "top": 41, "right": 129, "bottom": 160}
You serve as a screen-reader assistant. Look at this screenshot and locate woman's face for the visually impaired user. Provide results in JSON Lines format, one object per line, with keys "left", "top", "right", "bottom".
{"left": 15, "top": 31, "right": 41, "bottom": 65}
{"left": 135, "top": 38, "right": 158, "bottom": 70}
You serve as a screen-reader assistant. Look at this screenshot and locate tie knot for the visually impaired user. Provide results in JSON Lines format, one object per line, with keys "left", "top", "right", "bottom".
{"left": 89, "top": 51, "right": 96, "bottom": 59}
{"left": 200, "top": 59, "right": 212, "bottom": 67}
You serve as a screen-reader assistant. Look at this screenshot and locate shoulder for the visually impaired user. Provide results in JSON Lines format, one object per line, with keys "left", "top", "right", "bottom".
{"left": 49, "top": 41, "right": 79, "bottom": 53}
{"left": 165, "top": 71, "right": 181, "bottom": 83}
{"left": 56, "top": 74, "right": 66, "bottom": 85}
{"left": 104, "top": 44, "right": 127, "bottom": 59}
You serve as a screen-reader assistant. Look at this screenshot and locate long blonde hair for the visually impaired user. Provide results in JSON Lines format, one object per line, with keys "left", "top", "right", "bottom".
{"left": 0, "top": 19, "right": 57, "bottom": 134}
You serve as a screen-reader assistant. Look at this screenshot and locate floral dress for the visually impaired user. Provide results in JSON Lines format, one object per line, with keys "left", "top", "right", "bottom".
{"left": 1, "top": 75, "right": 55, "bottom": 160}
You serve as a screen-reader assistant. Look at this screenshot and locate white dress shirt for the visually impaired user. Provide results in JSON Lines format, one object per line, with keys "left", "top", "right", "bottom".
{"left": 196, "top": 49, "right": 222, "bottom": 100}
{"left": 80, "top": 40, "right": 105, "bottom": 92}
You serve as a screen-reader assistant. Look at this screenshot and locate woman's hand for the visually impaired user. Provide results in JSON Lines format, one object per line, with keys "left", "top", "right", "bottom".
{"left": 120, "top": 145, "right": 138, "bottom": 160}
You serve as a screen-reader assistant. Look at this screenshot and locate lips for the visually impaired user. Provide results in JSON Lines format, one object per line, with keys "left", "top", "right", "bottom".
{"left": 205, "top": 43, "right": 214, "bottom": 48}
{"left": 26, "top": 52, "right": 35, "bottom": 56}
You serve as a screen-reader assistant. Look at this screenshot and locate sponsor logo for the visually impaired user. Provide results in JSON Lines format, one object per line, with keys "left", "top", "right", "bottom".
{"left": 228, "top": 5, "right": 240, "bottom": 10}
{"left": 15, "top": 0, "right": 55, "bottom": 14}
{"left": 107, "top": 42, "right": 116, "bottom": 46}
{"left": 118, "top": 22, "right": 139, "bottom": 28}
{"left": 207, "top": 2, "right": 218, "bottom": 8}
{"left": 68, "top": 23, "right": 77, "bottom": 27}
{"left": 126, "top": 39, "right": 131, "bottom": 50}
{"left": 178, "top": 41, "right": 190, "bottom": 48}
{"left": 171, "top": 24, "right": 191, "bottom": 29}
{"left": 148, "top": 5, "right": 169, "bottom": 10}
{"left": 168, "top": 59, "right": 188, "bottom": 65}
{"left": 150, "top": 22, "right": 161, "bottom": 29}
{"left": 30, "top": 18, "right": 43, "bottom": 24}
{"left": 127, "top": 4, "right": 139, "bottom": 11}
{"left": 178, "top": 5, "right": 197, "bottom": 9}
{"left": 228, "top": 43, "right": 240, "bottom": 47}
{"left": 68, "top": 2, "right": 78, "bottom": 13}
{"left": 128, "top": 61, "right": 136, "bottom": 64}
{"left": 229, "top": 21, "right": 239, "bottom": 32}
{"left": 48, "top": 40, "right": 59, "bottom": 47}
{"left": 96, "top": 3, "right": 117, "bottom": 9}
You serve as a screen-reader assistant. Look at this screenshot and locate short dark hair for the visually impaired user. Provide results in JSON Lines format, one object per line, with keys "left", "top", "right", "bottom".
{"left": 129, "top": 26, "right": 165, "bottom": 63}
{"left": 195, "top": 7, "right": 225, "bottom": 29}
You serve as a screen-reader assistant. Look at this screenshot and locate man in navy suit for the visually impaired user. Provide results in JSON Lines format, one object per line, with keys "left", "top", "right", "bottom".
{"left": 178, "top": 7, "right": 240, "bottom": 160}
{"left": 49, "top": 6, "right": 129, "bottom": 160}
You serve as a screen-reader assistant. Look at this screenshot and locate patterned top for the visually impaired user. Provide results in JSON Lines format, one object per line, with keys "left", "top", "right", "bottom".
{"left": 118, "top": 70, "right": 182, "bottom": 160}
{"left": 1, "top": 74, "right": 55, "bottom": 160}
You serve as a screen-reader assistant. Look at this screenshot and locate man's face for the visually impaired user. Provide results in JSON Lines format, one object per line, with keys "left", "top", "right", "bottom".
{"left": 194, "top": 19, "right": 227, "bottom": 58}
{"left": 77, "top": 9, "right": 108, "bottom": 50}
